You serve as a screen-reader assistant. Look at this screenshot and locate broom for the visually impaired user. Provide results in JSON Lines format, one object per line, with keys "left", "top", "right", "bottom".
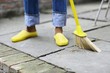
{"left": 69, "top": 0, "right": 101, "bottom": 52}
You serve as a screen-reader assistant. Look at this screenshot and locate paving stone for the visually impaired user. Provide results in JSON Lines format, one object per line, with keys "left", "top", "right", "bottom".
{"left": 20, "top": 63, "right": 53, "bottom": 73}
{"left": 66, "top": 18, "right": 110, "bottom": 32}
{"left": 41, "top": 67, "right": 66, "bottom": 73}
{"left": 10, "top": 60, "right": 54, "bottom": 73}
{"left": 78, "top": 8, "right": 110, "bottom": 21}
{"left": 0, "top": 44, "right": 12, "bottom": 52}
{"left": 0, "top": 3, "right": 110, "bottom": 73}
{"left": 10, "top": 59, "right": 44, "bottom": 73}
{"left": 0, "top": 11, "right": 109, "bottom": 36}
{"left": 94, "top": 41, "right": 110, "bottom": 52}
{"left": 0, "top": 53, "right": 35, "bottom": 73}
{"left": 0, "top": 18, "right": 109, "bottom": 58}
{"left": 0, "top": 16, "right": 25, "bottom": 35}
{"left": 87, "top": 26, "right": 110, "bottom": 41}
{"left": 0, "top": 20, "right": 74, "bottom": 57}
{"left": 0, "top": 49, "right": 20, "bottom": 57}
{"left": 40, "top": 41, "right": 110, "bottom": 73}
{"left": 0, "top": 14, "right": 52, "bottom": 35}
{"left": 67, "top": 2, "right": 108, "bottom": 15}
{"left": 0, "top": 45, "right": 63, "bottom": 73}
{"left": 0, "top": 53, "right": 34, "bottom": 66}
{"left": 40, "top": 13, "right": 52, "bottom": 23}
{"left": 0, "top": 42, "right": 20, "bottom": 57}
{"left": 0, "top": 44, "right": 20, "bottom": 71}
{"left": 0, "top": 31, "right": 74, "bottom": 58}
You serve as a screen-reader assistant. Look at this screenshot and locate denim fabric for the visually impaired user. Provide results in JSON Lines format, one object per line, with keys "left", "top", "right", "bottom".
{"left": 24, "top": 0, "right": 39, "bottom": 14}
{"left": 24, "top": 0, "right": 67, "bottom": 27}
{"left": 52, "top": 13, "right": 67, "bottom": 27}
{"left": 52, "top": 0, "right": 67, "bottom": 13}
{"left": 25, "top": 14, "right": 40, "bottom": 27}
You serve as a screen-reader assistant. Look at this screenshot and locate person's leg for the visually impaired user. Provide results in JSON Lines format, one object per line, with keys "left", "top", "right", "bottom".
{"left": 24, "top": 0, "right": 39, "bottom": 32}
{"left": 11, "top": 0, "right": 40, "bottom": 42}
{"left": 52, "top": 0, "right": 68, "bottom": 46}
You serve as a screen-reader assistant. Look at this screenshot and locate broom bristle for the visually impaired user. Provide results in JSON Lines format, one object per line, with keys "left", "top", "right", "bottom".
{"left": 75, "top": 35, "right": 101, "bottom": 52}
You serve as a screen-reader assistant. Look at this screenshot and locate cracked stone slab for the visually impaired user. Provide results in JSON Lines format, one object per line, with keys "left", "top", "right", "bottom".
{"left": 40, "top": 41, "right": 110, "bottom": 73}
{"left": 0, "top": 14, "right": 52, "bottom": 35}
{"left": 0, "top": 18, "right": 109, "bottom": 58}
{"left": 78, "top": 8, "right": 110, "bottom": 21}
{"left": 0, "top": 21, "right": 74, "bottom": 57}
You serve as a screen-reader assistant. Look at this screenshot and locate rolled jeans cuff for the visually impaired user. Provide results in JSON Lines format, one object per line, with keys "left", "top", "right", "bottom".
{"left": 25, "top": 14, "right": 39, "bottom": 27}
{"left": 52, "top": 12, "right": 67, "bottom": 27}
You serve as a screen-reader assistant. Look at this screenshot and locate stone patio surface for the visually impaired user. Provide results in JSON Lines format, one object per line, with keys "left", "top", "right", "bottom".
{"left": 0, "top": 2, "right": 110, "bottom": 73}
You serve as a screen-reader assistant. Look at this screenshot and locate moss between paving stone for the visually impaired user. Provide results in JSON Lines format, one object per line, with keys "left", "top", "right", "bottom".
{"left": 11, "top": 60, "right": 54, "bottom": 73}
{"left": 10, "top": 59, "right": 66, "bottom": 73}
{"left": 0, "top": 53, "right": 35, "bottom": 73}
{"left": 0, "top": 53, "right": 35, "bottom": 66}
{"left": 0, "top": 44, "right": 20, "bottom": 57}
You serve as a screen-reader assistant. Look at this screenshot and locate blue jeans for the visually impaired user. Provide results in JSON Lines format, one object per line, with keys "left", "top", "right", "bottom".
{"left": 24, "top": 0, "right": 67, "bottom": 27}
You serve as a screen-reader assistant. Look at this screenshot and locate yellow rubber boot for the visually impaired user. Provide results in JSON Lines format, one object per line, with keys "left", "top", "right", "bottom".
{"left": 54, "top": 33, "right": 68, "bottom": 46}
{"left": 11, "top": 30, "right": 38, "bottom": 42}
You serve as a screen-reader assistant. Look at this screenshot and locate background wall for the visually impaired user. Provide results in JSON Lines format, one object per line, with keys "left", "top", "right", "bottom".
{"left": 0, "top": 0, "right": 23, "bottom": 18}
{"left": 0, "top": 0, "right": 100, "bottom": 18}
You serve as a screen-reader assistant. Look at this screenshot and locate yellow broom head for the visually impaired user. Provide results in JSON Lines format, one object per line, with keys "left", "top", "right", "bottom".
{"left": 75, "top": 35, "right": 101, "bottom": 52}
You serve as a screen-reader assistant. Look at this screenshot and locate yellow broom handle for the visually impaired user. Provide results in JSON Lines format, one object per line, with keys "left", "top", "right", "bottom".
{"left": 69, "top": 0, "right": 80, "bottom": 26}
